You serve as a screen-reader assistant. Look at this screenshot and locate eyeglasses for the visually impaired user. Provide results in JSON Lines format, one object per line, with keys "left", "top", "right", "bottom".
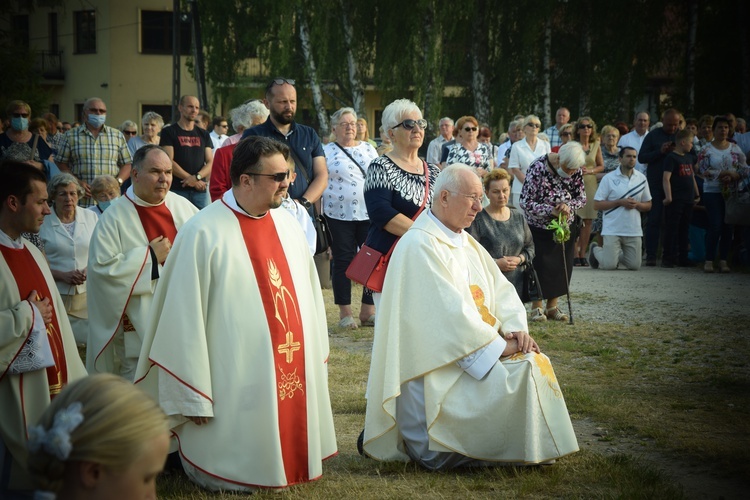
{"left": 392, "top": 119, "right": 427, "bottom": 131}
{"left": 247, "top": 170, "right": 290, "bottom": 182}
{"left": 448, "top": 191, "right": 483, "bottom": 205}
{"left": 578, "top": 124, "right": 593, "bottom": 129}
{"left": 337, "top": 122, "right": 357, "bottom": 129}
{"left": 463, "top": 126, "right": 478, "bottom": 132}
{"left": 12, "top": 112, "right": 30, "bottom": 118}
{"left": 123, "top": 130, "right": 137, "bottom": 136}
{"left": 560, "top": 132, "right": 572, "bottom": 137}
{"left": 266, "top": 78, "right": 296, "bottom": 90}
{"left": 526, "top": 123, "right": 541, "bottom": 128}
{"left": 218, "top": 124, "right": 228, "bottom": 128}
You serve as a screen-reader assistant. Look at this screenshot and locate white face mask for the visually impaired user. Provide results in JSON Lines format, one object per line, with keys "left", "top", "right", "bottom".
{"left": 557, "top": 167, "right": 570, "bottom": 178}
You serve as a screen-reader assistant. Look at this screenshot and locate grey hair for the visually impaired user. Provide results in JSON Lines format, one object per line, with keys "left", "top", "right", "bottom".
{"left": 119, "top": 120, "right": 137, "bottom": 133}
{"left": 90, "top": 175, "right": 120, "bottom": 197}
{"left": 439, "top": 117, "right": 454, "bottom": 126}
{"left": 132, "top": 144, "right": 169, "bottom": 173}
{"left": 231, "top": 100, "right": 269, "bottom": 130}
{"left": 380, "top": 99, "right": 422, "bottom": 131}
{"left": 83, "top": 97, "right": 104, "bottom": 111}
{"left": 141, "top": 111, "right": 164, "bottom": 128}
{"left": 523, "top": 114, "right": 541, "bottom": 127}
{"left": 558, "top": 141, "right": 586, "bottom": 170}
{"left": 508, "top": 119, "right": 523, "bottom": 132}
{"left": 48, "top": 173, "right": 84, "bottom": 199}
{"left": 433, "top": 163, "right": 475, "bottom": 195}
{"left": 330, "top": 107, "right": 357, "bottom": 128}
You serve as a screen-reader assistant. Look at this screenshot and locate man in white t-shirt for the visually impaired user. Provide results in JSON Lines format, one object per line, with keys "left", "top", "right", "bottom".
{"left": 617, "top": 111, "right": 650, "bottom": 174}
{"left": 589, "top": 147, "right": 652, "bottom": 270}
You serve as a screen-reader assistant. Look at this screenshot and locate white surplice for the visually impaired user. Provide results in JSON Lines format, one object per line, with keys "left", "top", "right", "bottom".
{"left": 363, "top": 211, "right": 579, "bottom": 467}
{"left": 134, "top": 191, "right": 336, "bottom": 491}
{"left": 86, "top": 188, "right": 198, "bottom": 379}
{"left": 0, "top": 231, "right": 86, "bottom": 492}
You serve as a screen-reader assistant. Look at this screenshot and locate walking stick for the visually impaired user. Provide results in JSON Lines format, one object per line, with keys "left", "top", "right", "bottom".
{"left": 548, "top": 213, "right": 574, "bottom": 325}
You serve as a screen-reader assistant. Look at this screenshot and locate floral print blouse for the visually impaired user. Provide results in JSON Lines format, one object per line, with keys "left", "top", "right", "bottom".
{"left": 519, "top": 155, "right": 586, "bottom": 230}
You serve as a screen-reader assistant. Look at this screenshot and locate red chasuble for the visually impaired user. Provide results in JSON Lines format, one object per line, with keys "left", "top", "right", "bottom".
{"left": 128, "top": 195, "right": 178, "bottom": 262}
{"left": 232, "top": 209, "right": 310, "bottom": 484}
{"left": 0, "top": 245, "right": 68, "bottom": 396}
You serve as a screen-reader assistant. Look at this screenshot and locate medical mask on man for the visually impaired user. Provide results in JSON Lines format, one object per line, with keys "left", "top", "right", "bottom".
{"left": 87, "top": 114, "right": 106, "bottom": 128}
{"left": 11, "top": 117, "right": 29, "bottom": 131}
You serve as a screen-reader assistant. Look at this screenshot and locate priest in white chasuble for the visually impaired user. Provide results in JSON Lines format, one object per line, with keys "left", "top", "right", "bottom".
{"left": 86, "top": 145, "right": 198, "bottom": 380}
{"left": 135, "top": 136, "right": 336, "bottom": 492}
{"left": 0, "top": 162, "right": 86, "bottom": 495}
{"left": 363, "top": 164, "right": 578, "bottom": 470}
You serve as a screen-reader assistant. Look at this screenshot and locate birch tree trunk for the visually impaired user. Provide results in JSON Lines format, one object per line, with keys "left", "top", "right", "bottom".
{"left": 740, "top": 0, "right": 750, "bottom": 117}
{"left": 685, "top": 0, "right": 698, "bottom": 115}
{"left": 578, "top": 0, "right": 592, "bottom": 116}
{"left": 542, "top": 19, "right": 552, "bottom": 127}
{"left": 471, "top": 0, "right": 491, "bottom": 124}
{"left": 297, "top": 7, "right": 329, "bottom": 137}
{"left": 338, "top": 0, "right": 365, "bottom": 116}
{"left": 421, "top": 0, "right": 443, "bottom": 130}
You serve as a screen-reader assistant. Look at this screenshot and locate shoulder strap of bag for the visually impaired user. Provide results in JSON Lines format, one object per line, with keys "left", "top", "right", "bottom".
{"left": 287, "top": 146, "right": 310, "bottom": 184}
{"left": 30, "top": 134, "right": 40, "bottom": 161}
{"left": 383, "top": 162, "right": 431, "bottom": 260}
{"left": 333, "top": 142, "right": 367, "bottom": 176}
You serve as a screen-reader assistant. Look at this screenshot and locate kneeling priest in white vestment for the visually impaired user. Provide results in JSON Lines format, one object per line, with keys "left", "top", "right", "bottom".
{"left": 363, "top": 164, "right": 579, "bottom": 470}
{"left": 86, "top": 145, "right": 198, "bottom": 380}
{"left": 135, "top": 136, "right": 337, "bottom": 491}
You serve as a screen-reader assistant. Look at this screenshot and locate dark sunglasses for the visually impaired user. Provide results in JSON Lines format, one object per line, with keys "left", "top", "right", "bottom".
{"left": 392, "top": 119, "right": 427, "bottom": 130}
{"left": 266, "top": 78, "right": 296, "bottom": 90}
{"left": 12, "top": 112, "right": 30, "bottom": 118}
{"left": 578, "top": 124, "right": 593, "bottom": 129}
{"left": 123, "top": 130, "right": 137, "bottom": 136}
{"left": 464, "top": 126, "right": 478, "bottom": 132}
{"left": 526, "top": 123, "right": 541, "bottom": 128}
{"left": 248, "top": 170, "right": 290, "bottom": 182}
{"left": 560, "top": 132, "right": 572, "bottom": 137}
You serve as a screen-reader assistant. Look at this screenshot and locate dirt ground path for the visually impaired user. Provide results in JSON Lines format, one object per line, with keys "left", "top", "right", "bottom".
{"left": 568, "top": 265, "right": 749, "bottom": 499}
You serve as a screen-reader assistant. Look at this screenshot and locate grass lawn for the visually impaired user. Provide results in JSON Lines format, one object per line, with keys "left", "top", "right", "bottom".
{"left": 157, "top": 285, "right": 750, "bottom": 499}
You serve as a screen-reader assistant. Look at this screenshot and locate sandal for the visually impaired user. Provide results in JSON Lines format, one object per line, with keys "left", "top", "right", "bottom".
{"left": 530, "top": 307, "right": 547, "bottom": 322}
{"left": 360, "top": 315, "right": 376, "bottom": 327}
{"left": 546, "top": 307, "right": 569, "bottom": 322}
{"left": 338, "top": 316, "right": 358, "bottom": 329}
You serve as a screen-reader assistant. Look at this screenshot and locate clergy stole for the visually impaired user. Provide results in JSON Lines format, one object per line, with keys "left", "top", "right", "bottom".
{"left": 0, "top": 246, "right": 68, "bottom": 396}
{"left": 233, "top": 211, "right": 310, "bottom": 484}
{"left": 129, "top": 196, "right": 178, "bottom": 263}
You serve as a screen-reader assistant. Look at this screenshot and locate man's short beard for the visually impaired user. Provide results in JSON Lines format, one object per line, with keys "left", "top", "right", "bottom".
{"left": 271, "top": 110, "right": 294, "bottom": 126}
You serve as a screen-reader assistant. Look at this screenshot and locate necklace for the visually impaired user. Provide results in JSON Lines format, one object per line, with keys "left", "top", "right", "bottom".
{"left": 389, "top": 153, "right": 423, "bottom": 174}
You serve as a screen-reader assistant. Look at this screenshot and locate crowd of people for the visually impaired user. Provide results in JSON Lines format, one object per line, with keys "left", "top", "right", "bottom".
{"left": 1, "top": 82, "right": 749, "bottom": 497}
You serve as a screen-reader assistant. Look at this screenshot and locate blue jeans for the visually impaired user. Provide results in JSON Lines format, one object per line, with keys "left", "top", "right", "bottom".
{"left": 172, "top": 189, "right": 209, "bottom": 210}
{"left": 703, "top": 192, "right": 733, "bottom": 261}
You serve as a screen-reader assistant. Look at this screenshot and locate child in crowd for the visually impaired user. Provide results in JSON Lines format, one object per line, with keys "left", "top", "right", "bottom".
{"left": 27, "top": 374, "right": 170, "bottom": 499}
{"left": 280, "top": 157, "right": 316, "bottom": 255}
{"left": 662, "top": 129, "right": 700, "bottom": 267}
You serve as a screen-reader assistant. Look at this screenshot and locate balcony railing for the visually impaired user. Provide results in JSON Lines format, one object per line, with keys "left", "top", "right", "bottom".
{"left": 37, "top": 50, "right": 64, "bottom": 80}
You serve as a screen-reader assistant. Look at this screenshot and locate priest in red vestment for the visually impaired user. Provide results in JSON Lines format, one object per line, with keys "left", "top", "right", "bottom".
{"left": 0, "top": 162, "right": 86, "bottom": 495}
{"left": 135, "top": 136, "right": 337, "bottom": 491}
{"left": 87, "top": 145, "right": 198, "bottom": 380}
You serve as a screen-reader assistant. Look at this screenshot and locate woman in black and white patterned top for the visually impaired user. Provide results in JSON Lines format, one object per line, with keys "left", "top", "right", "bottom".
{"left": 443, "top": 115, "right": 494, "bottom": 174}
{"left": 323, "top": 107, "right": 379, "bottom": 329}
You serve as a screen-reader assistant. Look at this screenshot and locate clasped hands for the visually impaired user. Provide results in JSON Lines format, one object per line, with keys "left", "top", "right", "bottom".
{"left": 181, "top": 175, "right": 207, "bottom": 191}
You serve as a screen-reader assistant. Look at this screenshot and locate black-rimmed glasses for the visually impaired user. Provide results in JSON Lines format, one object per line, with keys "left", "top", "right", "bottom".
{"left": 247, "top": 170, "right": 290, "bottom": 182}
{"left": 464, "top": 126, "right": 478, "bottom": 132}
{"left": 578, "top": 124, "right": 593, "bottom": 129}
{"left": 392, "top": 119, "right": 427, "bottom": 131}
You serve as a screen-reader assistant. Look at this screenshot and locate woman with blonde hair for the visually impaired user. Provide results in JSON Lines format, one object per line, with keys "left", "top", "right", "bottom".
{"left": 356, "top": 117, "right": 377, "bottom": 148}
{"left": 27, "top": 374, "right": 170, "bottom": 499}
{"left": 571, "top": 116, "right": 604, "bottom": 266}
{"left": 508, "top": 114, "right": 551, "bottom": 207}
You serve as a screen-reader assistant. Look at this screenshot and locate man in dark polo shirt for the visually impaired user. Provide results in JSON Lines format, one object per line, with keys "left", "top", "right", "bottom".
{"left": 160, "top": 95, "right": 214, "bottom": 209}
{"left": 242, "top": 78, "right": 327, "bottom": 216}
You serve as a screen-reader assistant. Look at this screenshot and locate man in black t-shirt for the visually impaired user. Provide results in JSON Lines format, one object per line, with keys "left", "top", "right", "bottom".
{"left": 160, "top": 95, "right": 214, "bottom": 209}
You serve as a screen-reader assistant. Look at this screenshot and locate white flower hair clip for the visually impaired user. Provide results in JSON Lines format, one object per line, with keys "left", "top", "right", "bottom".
{"left": 28, "top": 401, "right": 85, "bottom": 461}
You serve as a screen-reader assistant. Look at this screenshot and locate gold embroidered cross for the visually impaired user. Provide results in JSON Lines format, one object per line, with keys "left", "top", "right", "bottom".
{"left": 277, "top": 330, "right": 300, "bottom": 363}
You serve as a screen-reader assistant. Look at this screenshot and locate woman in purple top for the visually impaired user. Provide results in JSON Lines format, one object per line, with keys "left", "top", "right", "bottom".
{"left": 520, "top": 142, "right": 587, "bottom": 322}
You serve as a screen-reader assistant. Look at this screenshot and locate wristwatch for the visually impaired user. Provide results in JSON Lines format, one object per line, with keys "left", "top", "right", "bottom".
{"left": 299, "top": 197, "right": 312, "bottom": 208}
{"left": 195, "top": 173, "right": 203, "bottom": 181}
{"left": 116, "top": 177, "right": 123, "bottom": 185}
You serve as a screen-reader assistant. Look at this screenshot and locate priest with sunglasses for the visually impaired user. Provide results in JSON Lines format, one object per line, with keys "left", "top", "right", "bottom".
{"left": 135, "top": 136, "right": 337, "bottom": 492}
